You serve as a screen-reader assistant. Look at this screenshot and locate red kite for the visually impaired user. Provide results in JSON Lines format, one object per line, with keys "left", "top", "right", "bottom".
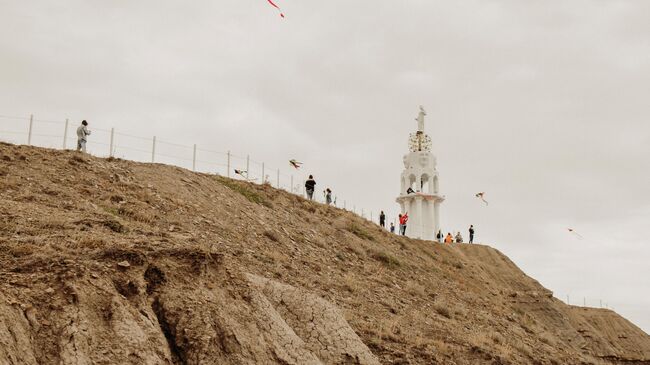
{"left": 267, "top": 0, "right": 285, "bottom": 18}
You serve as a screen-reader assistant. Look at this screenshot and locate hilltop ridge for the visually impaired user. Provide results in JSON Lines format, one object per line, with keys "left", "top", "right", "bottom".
{"left": 1, "top": 142, "right": 649, "bottom": 364}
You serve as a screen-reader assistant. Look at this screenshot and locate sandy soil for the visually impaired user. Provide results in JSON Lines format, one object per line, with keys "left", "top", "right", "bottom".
{"left": 1, "top": 142, "right": 649, "bottom": 364}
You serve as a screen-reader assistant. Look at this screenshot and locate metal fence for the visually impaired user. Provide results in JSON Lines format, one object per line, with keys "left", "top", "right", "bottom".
{"left": 0, "top": 113, "right": 375, "bottom": 218}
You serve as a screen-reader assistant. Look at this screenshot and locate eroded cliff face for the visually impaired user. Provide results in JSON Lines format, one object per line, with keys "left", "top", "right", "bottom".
{"left": 1, "top": 142, "right": 649, "bottom": 365}
{"left": 0, "top": 248, "right": 380, "bottom": 365}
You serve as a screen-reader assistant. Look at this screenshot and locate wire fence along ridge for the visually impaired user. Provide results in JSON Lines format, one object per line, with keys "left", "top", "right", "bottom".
{"left": 0, "top": 113, "right": 371, "bottom": 216}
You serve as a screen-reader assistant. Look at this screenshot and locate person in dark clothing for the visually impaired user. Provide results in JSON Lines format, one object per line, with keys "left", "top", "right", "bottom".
{"left": 379, "top": 211, "right": 386, "bottom": 228}
{"left": 305, "top": 175, "right": 316, "bottom": 200}
{"left": 469, "top": 225, "right": 475, "bottom": 244}
{"left": 390, "top": 223, "right": 395, "bottom": 233}
{"left": 436, "top": 230, "right": 443, "bottom": 242}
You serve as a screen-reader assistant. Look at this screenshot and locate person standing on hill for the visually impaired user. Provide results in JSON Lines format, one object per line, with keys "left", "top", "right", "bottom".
{"left": 390, "top": 222, "right": 395, "bottom": 233}
{"left": 436, "top": 230, "right": 443, "bottom": 242}
{"left": 379, "top": 211, "right": 386, "bottom": 228}
{"left": 305, "top": 175, "right": 316, "bottom": 200}
{"left": 469, "top": 225, "right": 475, "bottom": 244}
{"left": 455, "top": 232, "right": 463, "bottom": 243}
{"left": 76, "top": 120, "right": 91, "bottom": 153}
{"left": 399, "top": 213, "right": 409, "bottom": 236}
{"left": 324, "top": 188, "right": 332, "bottom": 205}
{"left": 444, "top": 232, "right": 453, "bottom": 244}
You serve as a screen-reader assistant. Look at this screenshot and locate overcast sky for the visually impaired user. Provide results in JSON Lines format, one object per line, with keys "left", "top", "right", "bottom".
{"left": 1, "top": 0, "right": 649, "bottom": 332}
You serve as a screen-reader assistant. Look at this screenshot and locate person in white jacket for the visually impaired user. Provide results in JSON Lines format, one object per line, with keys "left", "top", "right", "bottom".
{"left": 76, "top": 120, "right": 91, "bottom": 152}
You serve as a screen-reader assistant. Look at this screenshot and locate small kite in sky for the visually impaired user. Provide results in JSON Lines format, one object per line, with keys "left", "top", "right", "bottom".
{"left": 234, "top": 169, "right": 248, "bottom": 178}
{"left": 567, "top": 228, "right": 584, "bottom": 240}
{"left": 475, "top": 192, "right": 489, "bottom": 205}
{"left": 267, "top": 0, "right": 285, "bottom": 18}
{"left": 289, "top": 159, "right": 302, "bottom": 169}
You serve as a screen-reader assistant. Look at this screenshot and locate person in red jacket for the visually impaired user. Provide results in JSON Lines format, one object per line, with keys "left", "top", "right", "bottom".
{"left": 399, "top": 213, "right": 409, "bottom": 236}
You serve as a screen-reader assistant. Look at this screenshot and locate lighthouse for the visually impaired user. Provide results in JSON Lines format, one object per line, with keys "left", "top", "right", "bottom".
{"left": 396, "top": 106, "right": 444, "bottom": 240}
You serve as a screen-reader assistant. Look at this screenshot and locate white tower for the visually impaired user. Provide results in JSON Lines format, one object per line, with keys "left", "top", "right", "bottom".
{"left": 396, "top": 106, "right": 444, "bottom": 240}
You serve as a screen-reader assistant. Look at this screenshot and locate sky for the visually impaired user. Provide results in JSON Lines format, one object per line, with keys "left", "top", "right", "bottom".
{"left": 1, "top": 0, "right": 648, "bottom": 332}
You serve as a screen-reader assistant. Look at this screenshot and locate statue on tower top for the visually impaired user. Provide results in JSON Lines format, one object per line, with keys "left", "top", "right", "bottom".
{"left": 408, "top": 106, "right": 432, "bottom": 152}
{"left": 415, "top": 105, "right": 426, "bottom": 133}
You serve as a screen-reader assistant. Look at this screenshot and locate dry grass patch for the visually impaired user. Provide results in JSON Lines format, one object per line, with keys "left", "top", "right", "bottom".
{"left": 342, "top": 272, "right": 358, "bottom": 293}
{"left": 215, "top": 176, "right": 272, "bottom": 208}
{"left": 405, "top": 280, "right": 426, "bottom": 296}
{"left": 434, "top": 303, "right": 452, "bottom": 319}
{"left": 368, "top": 248, "right": 401, "bottom": 268}
{"left": 263, "top": 230, "right": 280, "bottom": 242}
{"left": 346, "top": 222, "right": 374, "bottom": 241}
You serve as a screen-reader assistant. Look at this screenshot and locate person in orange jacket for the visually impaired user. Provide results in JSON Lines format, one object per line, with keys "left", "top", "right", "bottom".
{"left": 399, "top": 213, "right": 409, "bottom": 236}
{"left": 444, "top": 232, "right": 454, "bottom": 244}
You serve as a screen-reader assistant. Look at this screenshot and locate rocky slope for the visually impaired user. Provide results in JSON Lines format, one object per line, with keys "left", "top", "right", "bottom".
{"left": 1, "top": 142, "right": 649, "bottom": 364}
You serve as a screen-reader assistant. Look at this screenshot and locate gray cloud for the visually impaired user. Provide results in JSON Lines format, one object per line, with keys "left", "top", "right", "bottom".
{"left": 1, "top": 0, "right": 648, "bottom": 331}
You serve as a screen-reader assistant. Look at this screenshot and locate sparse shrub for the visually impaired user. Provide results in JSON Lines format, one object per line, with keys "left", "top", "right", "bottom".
{"left": 109, "top": 195, "right": 125, "bottom": 203}
{"left": 369, "top": 248, "right": 401, "bottom": 268}
{"left": 514, "top": 342, "right": 534, "bottom": 358}
{"left": 434, "top": 303, "right": 452, "bottom": 318}
{"left": 263, "top": 230, "right": 279, "bottom": 242}
{"left": 215, "top": 176, "right": 272, "bottom": 207}
{"left": 102, "top": 219, "right": 126, "bottom": 233}
{"left": 491, "top": 332, "right": 505, "bottom": 345}
{"left": 345, "top": 243, "right": 363, "bottom": 256}
{"left": 538, "top": 332, "right": 556, "bottom": 347}
{"left": 347, "top": 222, "right": 374, "bottom": 241}
{"left": 342, "top": 273, "right": 358, "bottom": 293}
{"left": 405, "top": 280, "right": 426, "bottom": 296}
{"left": 7, "top": 244, "right": 36, "bottom": 257}
{"left": 432, "top": 339, "right": 451, "bottom": 356}
{"left": 70, "top": 155, "right": 86, "bottom": 164}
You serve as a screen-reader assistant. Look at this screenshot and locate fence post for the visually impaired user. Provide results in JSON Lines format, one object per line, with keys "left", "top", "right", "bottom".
{"left": 27, "top": 114, "right": 33, "bottom": 145}
{"left": 192, "top": 144, "right": 197, "bottom": 171}
{"left": 291, "top": 175, "right": 294, "bottom": 193}
{"left": 344, "top": 200, "right": 346, "bottom": 210}
{"left": 246, "top": 155, "right": 250, "bottom": 182}
{"left": 227, "top": 151, "right": 231, "bottom": 177}
{"left": 276, "top": 169, "right": 280, "bottom": 188}
{"left": 567, "top": 295, "right": 569, "bottom": 305}
{"left": 262, "top": 163, "right": 265, "bottom": 183}
{"left": 583, "top": 297, "right": 586, "bottom": 307}
{"left": 353, "top": 205, "right": 356, "bottom": 214}
{"left": 370, "top": 211, "right": 373, "bottom": 223}
{"left": 151, "top": 136, "right": 156, "bottom": 163}
{"left": 63, "top": 119, "right": 69, "bottom": 149}
{"left": 109, "top": 128, "right": 115, "bottom": 157}
{"left": 362, "top": 208, "right": 365, "bottom": 218}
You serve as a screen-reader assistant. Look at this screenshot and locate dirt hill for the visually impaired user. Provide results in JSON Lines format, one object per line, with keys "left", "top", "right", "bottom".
{"left": 1, "top": 142, "right": 649, "bottom": 365}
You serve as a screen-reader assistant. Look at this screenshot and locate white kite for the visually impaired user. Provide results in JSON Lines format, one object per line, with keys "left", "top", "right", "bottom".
{"left": 289, "top": 159, "right": 303, "bottom": 169}
{"left": 567, "top": 228, "right": 584, "bottom": 240}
